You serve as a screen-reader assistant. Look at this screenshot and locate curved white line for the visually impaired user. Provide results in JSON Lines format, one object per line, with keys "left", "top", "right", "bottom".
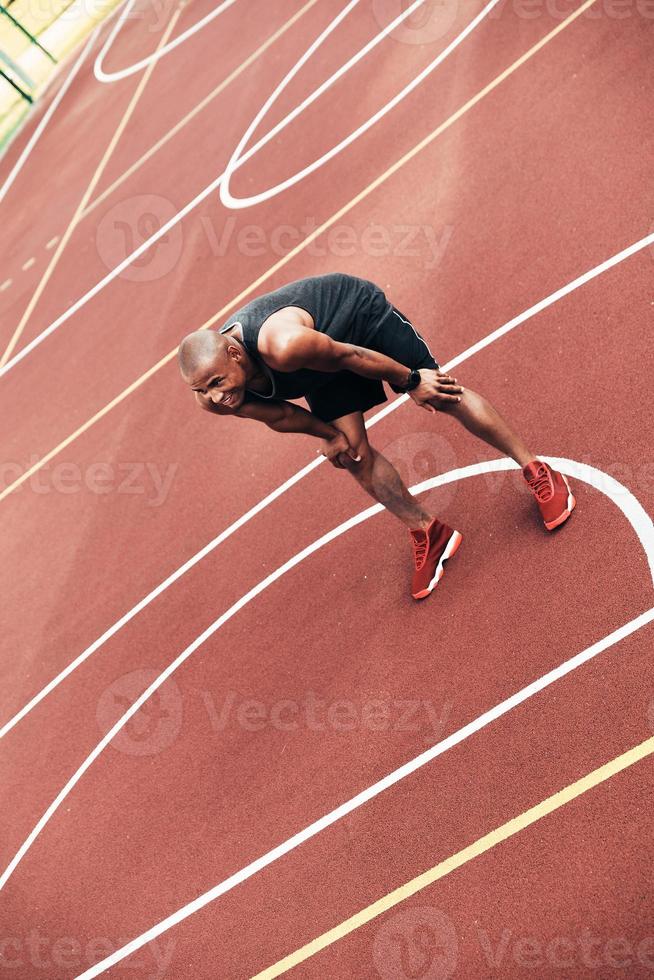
{"left": 220, "top": 0, "right": 503, "bottom": 208}
{"left": 0, "top": 0, "right": 496, "bottom": 377}
{"left": 1, "top": 235, "right": 652, "bottom": 740}
{"left": 542, "top": 459, "right": 654, "bottom": 585}
{"left": 75, "top": 607, "right": 654, "bottom": 979}
{"left": 2, "top": 457, "right": 652, "bottom": 898}
{"left": 93, "top": 0, "right": 239, "bottom": 83}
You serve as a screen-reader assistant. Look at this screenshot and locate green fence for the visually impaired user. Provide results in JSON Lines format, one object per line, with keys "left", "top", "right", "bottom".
{"left": 0, "top": 0, "right": 122, "bottom": 152}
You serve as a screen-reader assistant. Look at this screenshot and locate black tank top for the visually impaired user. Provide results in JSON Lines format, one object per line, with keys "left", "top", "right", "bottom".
{"left": 218, "top": 273, "right": 391, "bottom": 401}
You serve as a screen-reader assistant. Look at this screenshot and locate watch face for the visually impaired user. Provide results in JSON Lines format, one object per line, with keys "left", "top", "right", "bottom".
{"left": 409, "top": 370, "right": 421, "bottom": 390}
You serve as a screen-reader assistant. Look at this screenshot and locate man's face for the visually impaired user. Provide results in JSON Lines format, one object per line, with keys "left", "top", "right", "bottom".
{"left": 186, "top": 344, "right": 247, "bottom": 410}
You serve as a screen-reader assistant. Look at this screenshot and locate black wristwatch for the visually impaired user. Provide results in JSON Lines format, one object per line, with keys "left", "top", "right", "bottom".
{"left": 402, "top": 369, "right": 422, "bottom": 392}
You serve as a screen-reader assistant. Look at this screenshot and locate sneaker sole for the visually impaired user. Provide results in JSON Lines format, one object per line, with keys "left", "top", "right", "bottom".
{"left": 544, "top": 475, "right": 576, "bottom": 531}
{"left": 412, "top": 530, "right": 463, "bottom": 600}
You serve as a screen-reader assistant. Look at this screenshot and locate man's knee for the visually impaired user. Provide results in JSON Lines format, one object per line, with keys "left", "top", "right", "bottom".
{"left": 428, "top": 394, "right": 464, "bottom": 415}
{"left": 338, "top": 439, "right": 373, "bottom": 471}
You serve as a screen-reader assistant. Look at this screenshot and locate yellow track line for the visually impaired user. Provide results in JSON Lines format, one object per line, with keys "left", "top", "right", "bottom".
{"left": 80, "top": 0, "right": 321, "bottom": 219}
{"left": 0, "top": 3, "right": 183, "bottom": 368}
{"left": 253, "top": 734, "right": 654, "bottom": 978}
{"left": 0, "top": 0, "right": 597, "bottom": 504}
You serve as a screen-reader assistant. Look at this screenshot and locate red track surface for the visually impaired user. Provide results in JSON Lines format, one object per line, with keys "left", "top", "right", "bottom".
{"left": 1, "top": 0, "right": 653, "bottom": 977}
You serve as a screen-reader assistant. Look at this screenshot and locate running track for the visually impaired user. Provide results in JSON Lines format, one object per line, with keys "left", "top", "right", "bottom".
{"left": 1, "top": 0, "right": 653, "bottom": 976}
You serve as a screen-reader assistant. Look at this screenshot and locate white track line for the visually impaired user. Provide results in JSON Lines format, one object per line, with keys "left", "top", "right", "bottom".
{"left": 0, "top": 2, "right": 184, "bottom": 371}
{"left": 74, "top": 604, "right": 654, "bottom": 980}
{"left": 1, "top": 0, "right": 645, "bottom": 954}
{"left": 2, "top": 456, "right": 653, "bottom": 900}
{"left": 0, "top": 231, "right": 650, "bottom": 742}
{"left": 220, "top": 0, "right": 504, "bottom": 208}
{"left": 78, "top": 604, "right": 654, "bottom": 979}
{"left": 0, "top": 30, "right": 98, "bottom": 207}
{"left": 0, "top": 455, "right": 322, "bottom": 741}
{"left": 94, "top": 0, "right": 239, "bottom": 82}
{"left": 0, "top": 0, "right": 495, "bottom": 378}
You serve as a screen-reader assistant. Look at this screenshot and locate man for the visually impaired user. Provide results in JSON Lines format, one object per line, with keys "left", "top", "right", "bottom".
{"left": 178, "top": 273, "right": 575, "bottom": 600}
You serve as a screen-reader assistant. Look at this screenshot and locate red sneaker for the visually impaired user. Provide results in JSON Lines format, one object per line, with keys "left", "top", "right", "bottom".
{"left": 523, "top": 459, "right": 576, "bottom": 531}
{"left": 409, "top": 518, "right": 463, "bottom": 600}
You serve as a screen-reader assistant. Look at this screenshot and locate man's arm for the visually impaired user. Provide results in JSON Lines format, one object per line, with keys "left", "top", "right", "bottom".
{"left": 195, "top": 393, "right": 361, "bottom": 465}
{"left": 195, "top": 391, "right": 337, "bottom": 438}
{"left": 260, "top": 321, "right": 463, "bottom": 408}
{"left": 261, "top": 323, "right": 411, "bottom": 388}
{"left": 239, "top": 398, "right": 341, "bottom": 438}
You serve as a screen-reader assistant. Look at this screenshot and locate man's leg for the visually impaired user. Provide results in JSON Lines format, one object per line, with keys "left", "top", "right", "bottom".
{"left": 430, "top": 384, "right": 575, "bottom": 530}
{"left": 329, "top": 411, "right": 434, "bottom": 530}
{"left": 330, "top": 409, "right": 462, "bottom": 599}
{"left": 433, "top": 387, "right": 534, "bottom": 467}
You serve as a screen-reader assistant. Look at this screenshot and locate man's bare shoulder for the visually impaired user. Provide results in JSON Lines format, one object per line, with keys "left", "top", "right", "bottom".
{"left": 258, "top": 307, "right": 315, "bottom": 369}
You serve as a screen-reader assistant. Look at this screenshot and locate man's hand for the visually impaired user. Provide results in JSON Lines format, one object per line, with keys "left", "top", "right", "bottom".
{"left": 318, "top": 431, "right": 362, "bottom": 469}
{"left": 409, "top": 369, "right": 464, "bottom": 414}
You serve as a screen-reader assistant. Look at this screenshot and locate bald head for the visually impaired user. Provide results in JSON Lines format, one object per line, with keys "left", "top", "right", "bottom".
{"left": 179, "top": 328, "right": 252, "bottom": 411}
{"left": 178, "top": 329, "right": 228, "bottom": 381}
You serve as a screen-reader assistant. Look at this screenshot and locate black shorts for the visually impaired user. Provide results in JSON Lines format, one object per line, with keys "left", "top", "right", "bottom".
{"left": 305, "top": 305, "right": 439, "bottom": 423}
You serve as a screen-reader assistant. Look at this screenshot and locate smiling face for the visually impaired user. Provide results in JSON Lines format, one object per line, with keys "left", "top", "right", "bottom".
{"left": 188, "top": 347, "right": 247, "bottom": 410}
{"left": 178, "top": 329, "right": 249, "bottom": 411}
